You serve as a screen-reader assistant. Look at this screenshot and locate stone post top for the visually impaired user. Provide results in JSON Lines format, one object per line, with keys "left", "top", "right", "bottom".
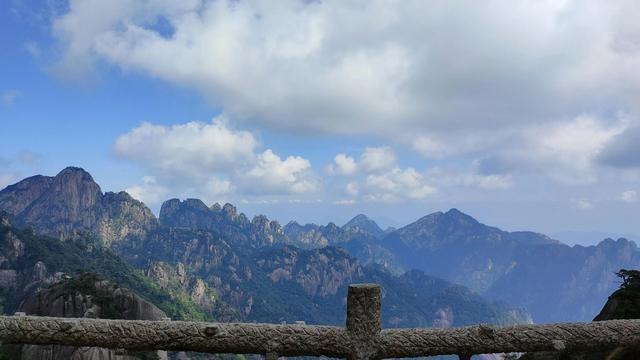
{"left": 349, "top": 284, "right": 380, "bottom": 289}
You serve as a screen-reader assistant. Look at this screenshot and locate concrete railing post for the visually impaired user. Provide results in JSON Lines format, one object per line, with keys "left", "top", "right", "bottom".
{"left": 346, "top": 284, "right": 382, "bottom": 360}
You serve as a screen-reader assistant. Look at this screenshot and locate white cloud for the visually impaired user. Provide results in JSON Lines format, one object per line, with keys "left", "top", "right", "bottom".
{"left": 526, "top": 116, "right": 623, "bottom": 182}
{"left": 326, "top": 154, "right": 358, "bottom": 176}
{"left": 206, "top": 177, "right": 234, "bottom": 196}
{"left": 419, "top": 167, "right": 514, "bottom": 193}
{"left": 346, "top": 182, "right": 359, "bottom": 196}
{"left": 51, "top": 1, "right": 640, "bottom": 137}
{"left": 114, "top": 116, "right": 258, "bottom": 181}
{"left": 574, "top": 199, "right": 594, "bottom": 210}
{"left": 411, "top": 136, "right": 451, "bottom": 159}
{"left": 116, "top": 116, "right": 317, "bottom": 198}
{"left": 465, "top": 115, "right": 627, "bottom": 184}
{"left": 327, "top": 146, "right": 396, "bottom": 177}
{"left": 360, "top": 147, "right": 396, "bottom": 172}
{"left": 620, "top": 190, "right": 638, "bottom": 203}
{"left": 125, "top": 176, "right": 169, "bottom": 207}
{"left": 458, "top": 174, "right": 513, "bottom": 190}
{"left": 244, "top": 150, "right": 319, "bottom": 194}
{"left": 365, "top": 167, "right": 436, "bottom": 202}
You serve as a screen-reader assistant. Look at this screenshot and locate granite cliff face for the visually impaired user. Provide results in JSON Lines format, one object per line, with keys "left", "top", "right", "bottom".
{"left": 0, "top": 211, "right": 224, "bottom": 359}
{"left": 0, "top": 175, "right": 54, "bottom": 215}
{"left": 0, "top": 211, "right": 212, "bottom": 321}
{"left": 15, "top": 274, "right": 167, "bottom": 360}
{"left": 0, "top": 167, "right": 157, "bottom": 246}
{"left": 159, "top": 198, "right": 286, "bottom": 249}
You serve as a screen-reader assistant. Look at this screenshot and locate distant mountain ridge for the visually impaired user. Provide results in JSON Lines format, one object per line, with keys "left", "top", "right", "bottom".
{"left": 281, "top": 204, "right": 640, "bottom": 323}
{"left": 342, "top": 214, "right": 385, "bottom": 237}
{"left": 377, "top": 208, "right": 640, "bottom": 323}
{"left": 284, "top": 217, "right": 404, "bottom": 274}
{"left": 0, "top": 167, "right": 529, "bottom": 331}
{"left": 3, "top": 167, "right": 637, "bottom": 324}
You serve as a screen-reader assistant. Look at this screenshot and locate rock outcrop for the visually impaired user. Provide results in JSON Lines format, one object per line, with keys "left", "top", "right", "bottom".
{"left": 159, "top": 198, "right": 286, "bottom": 249}
{"left": 0, "top": 167, "right": 157, "bottom": 246}
{"left": 16, "top": 274, "right": 167, "bottom": 360}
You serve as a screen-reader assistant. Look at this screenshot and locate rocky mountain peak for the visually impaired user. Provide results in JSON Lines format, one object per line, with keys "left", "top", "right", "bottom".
{"left": 285, "top": 220, "right": 300, "bottom": 228}
{"left": 184, "top": 198, "right": 209, "bottom": 211}
{"left": 593, "top": 238, "right": 637, "bottom": 261}
{"left": 443, "top": 208, "right": 478, "bottom": 223}
{"left": 159, "top": 198, "right": 212, "bottom": 229}
{"left": 49, "top": 167, "right": 102, "bottom": 204}
{"left": 343, "top": 214, "right": 384, "bottom": 237}
{"left": 159, "top": 198, "right": 209, "bottom": 219}
{"left": 409, "top": 208, "right": 479, "bottom": 230}
{"left": 0, "top": 175, "right": 54, "bottom": 215}
{"left": 252, "top": 214, "right": 270, "bottom": 229}
{"left": 0, "top": 168, "right": 156, "bottom": 244}
{"left": 222, "top": 203, "right": 238, "bottom": 219}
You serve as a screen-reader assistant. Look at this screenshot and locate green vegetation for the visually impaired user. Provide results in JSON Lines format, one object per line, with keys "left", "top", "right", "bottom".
{"left": 0, "top": 222, "right": 211, "bottom": 321}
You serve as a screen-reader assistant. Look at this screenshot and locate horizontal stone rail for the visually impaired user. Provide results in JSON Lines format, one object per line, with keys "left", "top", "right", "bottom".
{"left": 1, "top": 284, "right": 639, "bottom": 359}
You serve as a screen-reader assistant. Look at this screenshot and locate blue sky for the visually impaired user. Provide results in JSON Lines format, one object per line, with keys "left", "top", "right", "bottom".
{"left": 2, "top": 1, "right": 640, "bottom": 242}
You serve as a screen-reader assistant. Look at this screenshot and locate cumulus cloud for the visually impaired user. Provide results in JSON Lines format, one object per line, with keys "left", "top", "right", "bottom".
{"left": 126, "top": 176, "right": 169, "bottom": 206}
{"left": 114, "top": 116, "right": 258, "bottom": 181}
{"left": 48, "top": 1, "right": 640, "bottom": 214}
{"left": 360, "top": 147, "right": 396, "bottom": 172}
{"left": 243, "top": 150, "right": 319, "bottom": 194}
{"left": 620, "top": 190, "right": 638, "bottom": 203}
{"left": 116, "top": 117, "right": 318, "bottom": 199}
{"left": 364, "top": 167, "right": 437, "bottom": 202}
{"left": 327, "top": 147, "right": 396, "bottom": 177}
{"left": 458, "top": 115, "right": 627, "bottom": 184}
{"left": 345, "top": 182, "right": 359, "bottom": 196}
{"left": 51, "top": 1, "right": 640, "bottom": 138}
{"left": 326, "top": 145, "right": 514, "bottom": 203}
{"left": 326, "top": 154, "right": 358, "bottom": 176}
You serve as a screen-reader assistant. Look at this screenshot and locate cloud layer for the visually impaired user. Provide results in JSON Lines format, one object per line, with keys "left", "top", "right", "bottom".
{"left": 45, "top": 1, "right": 640, "bottom": 219}
{"left": 53, "top": 0, "right": 640, "bottom": 137}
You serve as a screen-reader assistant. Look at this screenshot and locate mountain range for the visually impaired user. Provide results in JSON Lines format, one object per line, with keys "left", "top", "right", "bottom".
{"left": 287, "top": 208, "right": 639, "bottom": 323}
{"left": 0, "top": 166, "right": 635, "bottom": 335}
{"left": 0, "top": 167, "right": 530, "bottom": 335}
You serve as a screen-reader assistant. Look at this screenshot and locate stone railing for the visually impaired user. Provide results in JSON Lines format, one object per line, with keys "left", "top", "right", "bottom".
{"left": 2, "top": 284, "right": 640, "bottom": 359}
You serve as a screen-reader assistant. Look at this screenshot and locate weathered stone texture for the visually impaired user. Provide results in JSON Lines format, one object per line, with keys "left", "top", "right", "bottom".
{"left": 2, "top": 284, "right": 640, "bottom": 359}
